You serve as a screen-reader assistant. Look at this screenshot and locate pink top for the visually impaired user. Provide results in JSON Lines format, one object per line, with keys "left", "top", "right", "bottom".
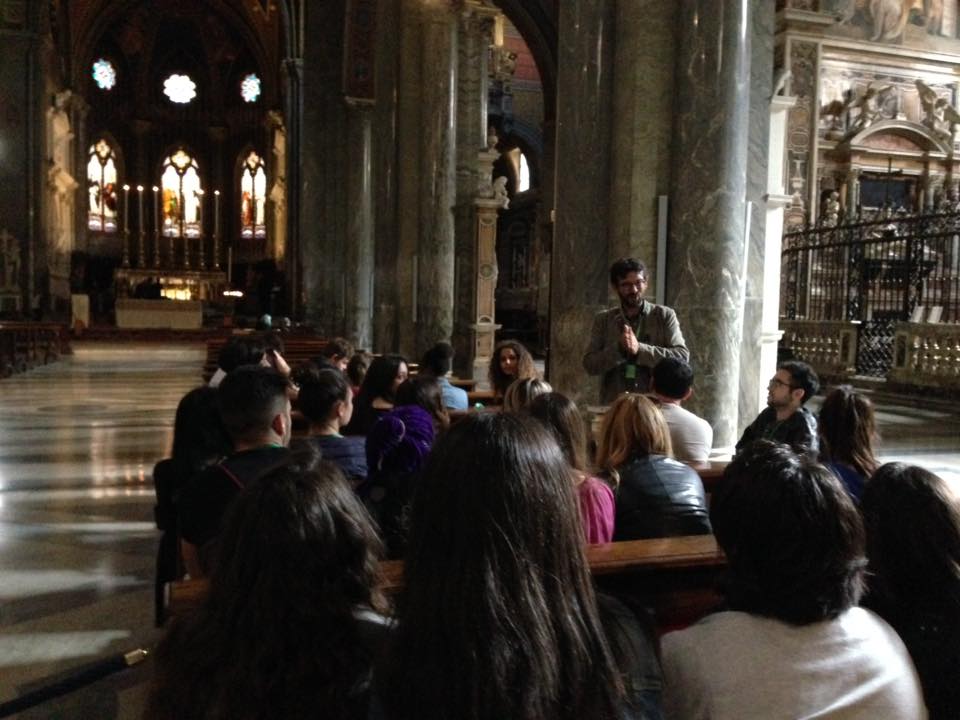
{"left": 577, "top": 475, "right": 615, "bottom": 544}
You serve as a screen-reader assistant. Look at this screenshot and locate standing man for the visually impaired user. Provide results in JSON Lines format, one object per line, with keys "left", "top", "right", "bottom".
{"left": 735, "top": 360, "right": 819, "bottom": 458}
{"left": 583, "top": 258, "right": 689, "bottom": 404}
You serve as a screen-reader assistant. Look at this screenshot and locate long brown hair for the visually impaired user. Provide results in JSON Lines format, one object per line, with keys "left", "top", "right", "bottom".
{"left": 818, "top": 385, "right": 879, "bottom": 477}
{"left": 376, "top": 413, "right": 624, "bottom": 720}
{"left": 488, "top": 340, "right": 537, "bottom": 396}
{"left": 529, "top": 391, "right": 590, "bottom": 475}
{"left": 595, "top": 394, "right": 672, "bottom": 476}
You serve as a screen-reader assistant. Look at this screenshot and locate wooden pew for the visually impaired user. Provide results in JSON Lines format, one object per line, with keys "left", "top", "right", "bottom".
{"left": 0, "top": 321, "right": 69, "bottom": 378}
{"left": 165, "top": 534, "right": 726, "bottom": 631}
{"left": 201, "top": 334, "right": 330, "bottom": 381}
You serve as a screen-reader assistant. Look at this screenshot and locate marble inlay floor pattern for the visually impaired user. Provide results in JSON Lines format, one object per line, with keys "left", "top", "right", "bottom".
{"left": 0, "top": 343, "right": 958, "bottom": 718}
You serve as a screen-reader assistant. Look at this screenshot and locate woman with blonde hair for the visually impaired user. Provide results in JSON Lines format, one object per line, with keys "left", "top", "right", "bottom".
{"left": 502, "top": 377, "right": 552, "bottom": 414}
{"left": 596, "top": 393, "right": 710, "bottom": 541}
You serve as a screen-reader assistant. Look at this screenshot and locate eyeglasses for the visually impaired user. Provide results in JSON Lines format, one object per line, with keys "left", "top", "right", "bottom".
{"left": 618, "top": 279, "right": 647, "bottom": 290}
{"left": 768, "top": 378, "right": 797, "bottom": 390}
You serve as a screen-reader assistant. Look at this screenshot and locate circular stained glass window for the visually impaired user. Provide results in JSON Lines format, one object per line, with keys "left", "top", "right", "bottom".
{"left": 92, "top": 59, "right": 116, "bottom": 90}
{"left": 163, "top": 74, "right": 197, "bottom": 104}
{"left": 240, "top": 73, "right": 261, "bottom": 103}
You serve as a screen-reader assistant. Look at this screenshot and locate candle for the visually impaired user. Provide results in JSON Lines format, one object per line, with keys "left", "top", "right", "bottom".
{"left": 137, "top": 185, "right": 144, "bottom": 232}
{"left": 197, "top": 189, "right": 204, "bottom": 231}
{"left": 153, "top": 186, "right": 159, "bottom": 234}
{"left": 214, "top": 190, "right": 221, "bottom": 237}
{"left": 122, "top": 184, "right": 130, "bottom": 233}
{"left": 227, "top": 245, "right": 232, "bottom": 284}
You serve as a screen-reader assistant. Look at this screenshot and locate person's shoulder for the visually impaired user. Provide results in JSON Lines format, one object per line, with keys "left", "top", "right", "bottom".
{"left": 595, "top": 306, "right": 620, "bottom": 320}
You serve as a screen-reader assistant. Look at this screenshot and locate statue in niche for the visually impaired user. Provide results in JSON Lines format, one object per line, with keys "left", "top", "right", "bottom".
{"left": 492, "top": 176, "right": 509, "bottom": 209}
{"left": 821, "top": 89, "right": 855, "bottom": 140}
{"left": 869, "top": 0, "right": 913, "bottom": 42}
{"left": 916, "top": 79, "right": 960, "bottom": 139}
{"left": 823, "top": 191, "right": 841, "bottom": 226}
{"left": 850, "top": 83, "right": 895, "bottom": 132}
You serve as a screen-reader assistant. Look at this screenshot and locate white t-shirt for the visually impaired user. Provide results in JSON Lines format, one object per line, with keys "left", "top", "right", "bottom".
{"left": 662, "top": 608, "right": 927, "bottom": 719}
{"left": 659, "top": 402, "right": 713, "bottom": 463}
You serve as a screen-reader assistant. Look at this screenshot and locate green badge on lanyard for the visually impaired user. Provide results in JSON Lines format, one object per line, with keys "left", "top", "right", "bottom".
{"left": 625, "top": 363, "right": 637, "bottom": 380}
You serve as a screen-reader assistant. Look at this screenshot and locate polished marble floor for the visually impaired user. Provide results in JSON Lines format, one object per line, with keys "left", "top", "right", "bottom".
{"left": 0, "top": 344, "right": 958, "bottom": 717}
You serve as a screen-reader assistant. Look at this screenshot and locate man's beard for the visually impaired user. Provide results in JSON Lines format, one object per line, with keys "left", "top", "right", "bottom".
{"left": 620, "top": 293, "right": 640, "bottom": 309}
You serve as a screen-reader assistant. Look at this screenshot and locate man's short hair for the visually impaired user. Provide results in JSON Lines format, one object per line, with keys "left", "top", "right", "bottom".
{"left": 321, "top": 337, "right": 354, "bottom": 361}
{"left": 218, "top": 365, "right": 290, "bottom": 444}
{"left": 712, "top": 441, "right": 866, "bottom": 625}
{"left": 217, "top": 336, "right": 266, "bottom": 373}
{"left": 652, "top": 357, "right": 694, "bottom": 399}
{"left": 609, "top": 258, "right": 647, "bottom": 287}
{"left": 778, "top": 360, "right": 819, "bottom": 404}
{"left": 421, "top": 342, "right": 454, "bottom": 377}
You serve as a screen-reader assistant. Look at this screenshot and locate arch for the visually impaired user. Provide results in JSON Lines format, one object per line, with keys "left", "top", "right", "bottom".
{"left": 236, "top": 147, "right": 268, "bottom": 240}
{"left": 847, "top": 119, "right": 952, "bottom": 155}
{"left": 491, "top": 0, "right": 556, "bottom": 120}
{"left": 158, "top": 146, "right": 205, "bottom": 239}
{"left": 85, "top": 134, "right": 124, "bottom": 234}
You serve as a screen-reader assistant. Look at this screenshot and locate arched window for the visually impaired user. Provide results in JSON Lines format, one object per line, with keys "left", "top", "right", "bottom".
{"left": 161, "top": 149, "right": 203, "bottom": 238}
{"left": 87, "top": 139, "right": 119, "bottom": 233}
{"left": 240, "top": 151, "right": 267, "bottom": 239}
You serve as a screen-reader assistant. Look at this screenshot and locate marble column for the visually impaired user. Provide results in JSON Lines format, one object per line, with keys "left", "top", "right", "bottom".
{"left": 453, "top": 0, "right": 497, "bottom": 377}
{"left": 415, "top": 0, "right": 458, "bottom": 355}
{"left": 283, "top": 57, "right": 304, "bottom": 315}
{"left": 373, "top": 0, "right": 401, "bottom": 352}
{"left": 549, "top": 0, "right": 615, "bottom": 404}
{"left": 668, "top": 0, "right": 751, "bottom": 449}
{"left": 737, "top": 0, "right": 775, "bottom": 439}
{"left": 345, "top": 103, "right": 374, "bottom": 350}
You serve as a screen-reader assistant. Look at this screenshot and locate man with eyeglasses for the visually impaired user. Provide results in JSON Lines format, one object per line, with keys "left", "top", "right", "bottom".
{"left": 583, "top": 257, "right": 689, "bottom": 404}
{"left": 735, "top": 360, "right": 820, "bottom": 458}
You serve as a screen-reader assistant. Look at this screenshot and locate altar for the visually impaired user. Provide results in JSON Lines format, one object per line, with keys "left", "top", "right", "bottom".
{"left": 113, "top": 268, "right": 229, "bottom": 329}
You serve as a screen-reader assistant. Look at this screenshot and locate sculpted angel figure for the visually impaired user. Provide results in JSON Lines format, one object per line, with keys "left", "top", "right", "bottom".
{"left": 916, "top": 79, "right": 960, "bottom": 138}
{"left": 851, "top": 84, "right": 895, "bottom": 132}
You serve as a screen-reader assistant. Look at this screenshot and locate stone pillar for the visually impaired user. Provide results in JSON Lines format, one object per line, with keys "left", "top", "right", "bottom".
{"left": 415, "top": 0, "right": 458, "bottom": 355}
{"left": 737, "top": 0, "right": 775, "bottom": 440}
{"left": 453, "top": 0, "right": 497, "bottom": 377}
{"left": 668, "top": 0, "right": 751, "bottom": 449}
{"left": 283, "top": 57, "right": 304, "bottom": 316}
{"left": 345, "top": 103, "right": 374, "bottom": 350}
{"left": 373, "top": 0, "right": 401, "bottom": 352}
{"left": 549, "top": 0, "right": 615, "bottom": 403}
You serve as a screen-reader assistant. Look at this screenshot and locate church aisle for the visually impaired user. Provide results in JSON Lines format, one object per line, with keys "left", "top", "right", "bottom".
{"left": 0, "top": 343, "right": 203, "bottom": 718}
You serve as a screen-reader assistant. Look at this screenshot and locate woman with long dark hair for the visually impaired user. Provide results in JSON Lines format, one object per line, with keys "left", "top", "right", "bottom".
{"left": 487, "top": 339, "right": 537, "bottom": 399}
{"left": 862, "top": 462, "right": 960, "bottom": 719}
{"left": 374, "top": 412, "right": 660, "bottom": 720}
{"left": 152, "top": 386, "right": 231, "bottom": 626}
{"left": 818, "top": 384, "right": 880, "bottom": 501}
{"left": 345, "top": 354, "right": 408, "bottom": 436}
{"left": 529, "top": 391, "right": 614, "bottom": 544}
{"left": 298, "top": 368, "right": 367, "bottom": 484}
{"left": 595, "top": 393, "right": 710, "bottom": 541}
{"left": 147, "top": 456, "right": 388, "bottom": 720}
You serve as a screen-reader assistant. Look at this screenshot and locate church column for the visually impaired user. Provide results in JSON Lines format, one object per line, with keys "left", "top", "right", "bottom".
{"left": 668, "top": 0, "right": 752, "bottom": 449}
{"left": 283, "top": 55, "right": 304, "bottom": 315}
{"left": 414, "top": 0, "right": 459, "bottom": 355}
{"left": 549, "top": 0, "right": 615, "bottom": 402}
{"left": 345, "top": 103, "right": 374, "bottom": 349}
{"left": 453, "top": 0, "right": 497, "bottom": 377}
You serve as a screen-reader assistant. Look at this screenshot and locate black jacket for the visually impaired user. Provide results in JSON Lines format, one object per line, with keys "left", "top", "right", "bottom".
{"left": 735, "top": 405, "right": 819, "bottom": 459}
{"left": 612, "top": 454, "right": 712, "bottom": 541}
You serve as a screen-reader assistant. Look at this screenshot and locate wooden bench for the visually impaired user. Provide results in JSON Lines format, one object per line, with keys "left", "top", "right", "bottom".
{"left": 0, "top": 321, "right": 69, "bottom": 378}
{"left": 164, "top": 534, "right": 726, "bottom": 631}
{"left": 202, "top": 334, "right": 330, "bottom": 381}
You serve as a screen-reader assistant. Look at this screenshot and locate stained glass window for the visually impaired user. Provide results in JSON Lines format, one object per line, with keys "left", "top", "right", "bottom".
{"left": 163, "top": 74, "right": 197, "bottom": 104}
{"left": 240, "top": 151, "right": 267, "bottom": 239}
{"left": 161, "top": 149, "right": 203, "bottom": 238}
{"left": 240, "top": 74, "right": 261, "bottom": 103}
{"left": 87, "top": 139, "right": 119, "bottom": 233}
{"left": 92, "top": 59, "right": 117, "bottom": 90}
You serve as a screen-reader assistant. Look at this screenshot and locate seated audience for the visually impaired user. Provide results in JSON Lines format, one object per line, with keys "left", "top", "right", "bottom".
{"left": 818, "top": 384, "right": 880, "bottom": 501}
{"left": 373, "top": 413, "right": 662, "bottom": 720}
{"left": 151, "top": 386, "right": 231, "bottom": 625}
{"left": 502, "top": 376, "right": 553, "bottom": 414}
{"left": 344, "top": 354, "right": 409, "bottom": 436}
{"left": 209, "top": 334, "right": 290, "bottom": 388}
{"left": 419, "top": 342, "right": 468, "bottom": 411}
{"left": 346, "top": 351, "right": 372, "bottom": 396}
{"left": 736, "top": 360, "right": 819, "bottom": 458}
{"left": 649, "top": 357, "right": 712, "bottom": 463}
{"left": 394, "top": 375, "right": 450, "bottom": 434}
{"left": 298, "top": 368, "right": 367, "bottom": 484}
{"left": 529, "top": 392, "right": 614, "bottom": 544}
{"left": 862, "top": 462, "right": 960, "bottom": 719}
{"left": 596, "top": 394, "right": 710, "bottom": 541}
{"left": 488, "top": 339, "right": 537, "bottom": 400}
{"left": 662, "top": 441, "right": 926, "bottom": 720}
{"left": 363, "top": 405, "right": 435, "bottom": 558}
{"left": 178, "top": 365, "right": 292, "bottom": 576}
{"left": 315, "top": 336, "right": 354, "bottom": 372}
{"left": 147, "top": 457, "right": 389, "bottom": 720}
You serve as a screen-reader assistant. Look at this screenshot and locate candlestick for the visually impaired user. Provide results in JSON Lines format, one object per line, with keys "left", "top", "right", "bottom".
{"left": 137, "top": 186, "right": 145, "bottom": 267}
{"left": 152, "top": 186, "right": 160, "bottom": 267}
{"left": 227, "top": 245, "right": 232, "bottom": 285}
{"left": 122, "top": 184, "right": 130, "bottom": 233}
{"left": 214, "top": 189, "right": 221, "bottom": 238}
{"left": 196, "top": 189, "right": 206, "bottom": 270}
